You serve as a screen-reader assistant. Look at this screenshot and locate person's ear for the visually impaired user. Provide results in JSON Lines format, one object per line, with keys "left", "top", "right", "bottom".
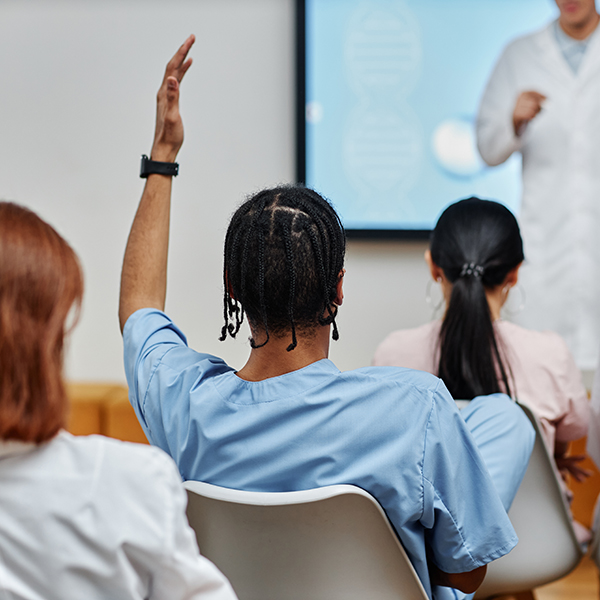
{"left": 425, "top": 250, "right": 443, "bottom": 282}
{"left": 334, "top": 269, "right": 345, "bottom": 306}
{"left": 503, "top": 262, "right": 522, "bottom": 289}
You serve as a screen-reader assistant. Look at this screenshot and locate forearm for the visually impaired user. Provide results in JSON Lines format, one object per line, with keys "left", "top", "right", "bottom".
{"left": 555, "top": 439, "right": 569, "bottom": 458}
{"left": 476, "top": 54, "right": 522, "bottom": 167}
{"left": 476, "top": 116, "right": 521, "bottom": 167}
{"left": 429, "top": 562, "right": 487, "bottom": 594}
{"left": 118, "top": 35, "right": 194, "bottom": 333}
{"left": 119, "top": 174, "right": 173, "bottom": 331}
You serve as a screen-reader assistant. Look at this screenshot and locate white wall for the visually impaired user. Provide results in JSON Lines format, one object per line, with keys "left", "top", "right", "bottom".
{"left": 0, "top": 0, "right": 433, "bottom": 381}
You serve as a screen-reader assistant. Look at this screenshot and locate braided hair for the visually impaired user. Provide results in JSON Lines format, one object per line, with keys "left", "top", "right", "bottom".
{"left": 431, "top": 197, "right": 524, "bottom": 400}
{"left": 220, "top": 186, "right": 346, "bottom": 351}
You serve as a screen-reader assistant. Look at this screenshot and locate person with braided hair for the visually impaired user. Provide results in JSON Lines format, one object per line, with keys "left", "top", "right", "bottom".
{"left": 374, "top": 197, "right": 590, "bottom": 541}
{"left": 218, "top": 185, "right": 345, "bottom": 356}
{"left": 120, "top": 38, "right": 535, "bottom": 600}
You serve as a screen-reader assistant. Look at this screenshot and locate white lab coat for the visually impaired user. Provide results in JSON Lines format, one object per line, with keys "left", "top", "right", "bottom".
{"left": 0, "top": 431, "right": 238, "bottom": 600}
{"left": 477, "top": 22, "right": 600, "bottom": 370}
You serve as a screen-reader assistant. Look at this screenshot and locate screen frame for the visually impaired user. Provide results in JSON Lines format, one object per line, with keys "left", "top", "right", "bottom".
{"left": 295, "top": 0, "right": 432, "bottom": 240}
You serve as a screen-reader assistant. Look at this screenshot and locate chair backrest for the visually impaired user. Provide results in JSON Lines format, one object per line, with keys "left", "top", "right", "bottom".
{"left": 184, "top": 481, "right": 429, "bottom": 600}
{"left": 588, "top": 499, "right": 600, "bottom": 570}
{"left": 474, "top": 402, "right": 583, "bottom": 598}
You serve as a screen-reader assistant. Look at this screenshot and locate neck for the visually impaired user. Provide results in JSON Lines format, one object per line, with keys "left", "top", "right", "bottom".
{"left": 559, "top": 12, "right": 600, "bottom": 40}
{"left": 485, "top": 286, "right": 506, "bottom": 322}
{"left": 235, "top": 325, "right": 331, "bottom": 381}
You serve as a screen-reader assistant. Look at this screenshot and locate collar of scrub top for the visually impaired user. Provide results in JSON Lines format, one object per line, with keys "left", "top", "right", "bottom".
{"left": 553, "top": 19, "right": 593, "bottom": 74}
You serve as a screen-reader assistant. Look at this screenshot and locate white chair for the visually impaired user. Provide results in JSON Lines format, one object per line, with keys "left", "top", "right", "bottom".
{"left": 473, "top": 402, "right": 584, "bottom": 598}
{"left": 184, "top": 481, "right": 428, "bottom": 600}
{"left": 584, "top": 493, "right": 600, "bottom": 576}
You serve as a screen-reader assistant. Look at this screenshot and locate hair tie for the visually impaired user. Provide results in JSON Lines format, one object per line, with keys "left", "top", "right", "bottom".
{"left": 460, "top": 262, "right": 485, "bottom": 278}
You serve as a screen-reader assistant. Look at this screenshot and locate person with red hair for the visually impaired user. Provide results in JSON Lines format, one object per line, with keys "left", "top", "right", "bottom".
{"left": 0, "top": 202, "right": 237, "bottom": 600}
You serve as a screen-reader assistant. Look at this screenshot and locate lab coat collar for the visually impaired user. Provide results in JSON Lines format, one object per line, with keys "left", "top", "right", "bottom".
{"left": 533, "top": 20, "right": 600, "bottom": 86}
{"left": 534, "top": 22, "right": 577, "bottom": 86}
{"left": 0, "top": 438, "right": 38, "bottom": 459}
{"left": 575, "top": 20, "right": 600, "bottom": 81}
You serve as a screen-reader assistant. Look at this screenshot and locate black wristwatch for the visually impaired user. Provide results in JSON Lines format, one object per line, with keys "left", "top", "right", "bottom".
{"left": 139, "top": 154, "right": 179, "bottom": 178}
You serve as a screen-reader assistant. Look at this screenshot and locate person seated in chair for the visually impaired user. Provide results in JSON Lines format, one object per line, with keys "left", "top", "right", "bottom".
{"left": 119, "top": 36, "right": 535, "bottom": 600}
{"left": 0, "top": 202, "right": 237, "bottom": 600}
{"left": 373, "top": 198, "right": 590, "bottom": 544}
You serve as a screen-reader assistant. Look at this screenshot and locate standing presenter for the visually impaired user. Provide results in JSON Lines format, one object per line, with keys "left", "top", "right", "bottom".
{"left": 477, "top": 0, "right": 600, "bottom": 371}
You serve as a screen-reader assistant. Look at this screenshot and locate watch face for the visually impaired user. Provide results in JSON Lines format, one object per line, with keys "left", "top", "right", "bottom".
{"left": 140, "top": 155, "right": 151, "bottom": 177}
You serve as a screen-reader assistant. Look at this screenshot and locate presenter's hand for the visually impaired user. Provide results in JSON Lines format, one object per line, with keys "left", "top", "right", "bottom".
{"left": 512, "top": 91, "right": 546, "bottom": 136}
{"left": 151, "top": 34, "right": 195, "bottom": 163}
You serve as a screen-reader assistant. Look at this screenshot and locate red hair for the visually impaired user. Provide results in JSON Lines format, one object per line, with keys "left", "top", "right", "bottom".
{"left": 0, "top": 202, "right": 83, "bottom": 443}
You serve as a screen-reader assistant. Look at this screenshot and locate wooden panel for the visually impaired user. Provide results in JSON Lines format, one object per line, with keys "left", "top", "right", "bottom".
{"left": 536, "top": 556, "right": 599, "bottom": 600}
{"left": 66, "top": 397, "right": 102, "bottom": 436}
{"left": 65, "top": 382, "right": 117, "bottom": 435}
{"left": 567, "top": 436, "right": 600, "bottom": 529}
{"left": 66, "top": 383, "right": 147, "bottom": 444}
{"left": 104, "top": 388, "right": 148, "bottom": 444}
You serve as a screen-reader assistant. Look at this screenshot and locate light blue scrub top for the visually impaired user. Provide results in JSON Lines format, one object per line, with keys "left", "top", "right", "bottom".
{"left": 124, "top": 309, "right": 518, "bottom": 600}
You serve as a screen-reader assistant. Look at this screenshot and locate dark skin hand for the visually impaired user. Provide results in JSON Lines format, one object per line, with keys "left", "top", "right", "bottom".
{"left": 429, "top": 561, "right": 487, "bottom": 593}
{"left": 555, "top": 441, "right": 592, "bottom": 482}
{"left": 556, "top": 454, "right": 592, "bottom": 482}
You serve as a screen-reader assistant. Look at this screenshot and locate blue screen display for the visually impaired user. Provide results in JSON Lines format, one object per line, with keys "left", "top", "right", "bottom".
{"left": 304, "top": 0, "right": 557, "bottom": 231}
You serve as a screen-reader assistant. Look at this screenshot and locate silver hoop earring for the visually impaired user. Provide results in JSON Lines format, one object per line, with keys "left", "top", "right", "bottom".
{"left": 425, "top": 279, "right": 445, "bottom": 316}
{"left": 502, "top": 283, "right": 526, "bottom": 318}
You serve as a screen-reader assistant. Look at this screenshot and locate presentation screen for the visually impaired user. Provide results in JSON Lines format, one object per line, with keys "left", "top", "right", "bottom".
{"left": 298, "top": 0, "right": 556, "bottom": 237}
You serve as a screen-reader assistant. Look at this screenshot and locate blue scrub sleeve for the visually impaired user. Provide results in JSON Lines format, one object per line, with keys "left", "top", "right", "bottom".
{"left": 123, "top": 308, "right": 233, "bottom": 456}
{"left": 462, "top": 394, "right": 535, "bottom": 511}
{"left": 422, "top": 385, "right": 519, "bottom": 575}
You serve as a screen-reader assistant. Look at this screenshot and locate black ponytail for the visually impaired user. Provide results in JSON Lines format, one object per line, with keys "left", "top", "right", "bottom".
{"left": 431, "top": 198, "right": 524, "bottom": 400}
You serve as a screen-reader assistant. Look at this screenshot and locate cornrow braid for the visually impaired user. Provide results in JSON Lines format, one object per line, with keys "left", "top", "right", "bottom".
{"left": 294, "top": 191, "right": 343, "bottom": 338}
{"left": 219, "top": 200, "right": 255, "bottom": 341}
{"left": 282, "top": 216, "right": 298, "bottom": 352}
{"left": 219, "top": 225, "right": 243, "bottom": 341}
{"left": 220, "top": 185, "right": 346, "bottom": 350}
{"left": 249, "top": 218, "right": 270, "bottom": 349}
{"left": 302, "top": 218, "right": 338, "bottom": 339}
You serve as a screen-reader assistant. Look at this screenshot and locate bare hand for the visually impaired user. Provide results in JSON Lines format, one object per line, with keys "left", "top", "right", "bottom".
{"left": 151, "top": 34, "right": 195, "bottom": 163}
{"left": 555, "top": 454, "right": 592, "bottom": 483}
{"left": 512, "top": 91, "right": 546, "bottom": 136}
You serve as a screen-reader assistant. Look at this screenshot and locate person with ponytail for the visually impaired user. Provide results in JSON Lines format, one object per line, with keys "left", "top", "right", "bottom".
{"left": 425, "top": 197, "right": 522, "bottom": 402}
{"left": 374, "top": 197, "right": 590, "bottom": 519}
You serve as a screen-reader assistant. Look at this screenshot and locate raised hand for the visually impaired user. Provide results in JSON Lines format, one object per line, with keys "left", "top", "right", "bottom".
{"left": 151, "top": 34, "right": 195, "bottom": 163}
{"left": 119, "top": 35, "right": 196, "bottom": 332}
{"left": 512, "top": 90, "right": 546, "bottom": 136}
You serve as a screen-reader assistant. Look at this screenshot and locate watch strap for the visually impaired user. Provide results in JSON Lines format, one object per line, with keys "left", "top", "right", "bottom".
{"left": 140, "top": 154, "right": 179, "bottom": 178}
